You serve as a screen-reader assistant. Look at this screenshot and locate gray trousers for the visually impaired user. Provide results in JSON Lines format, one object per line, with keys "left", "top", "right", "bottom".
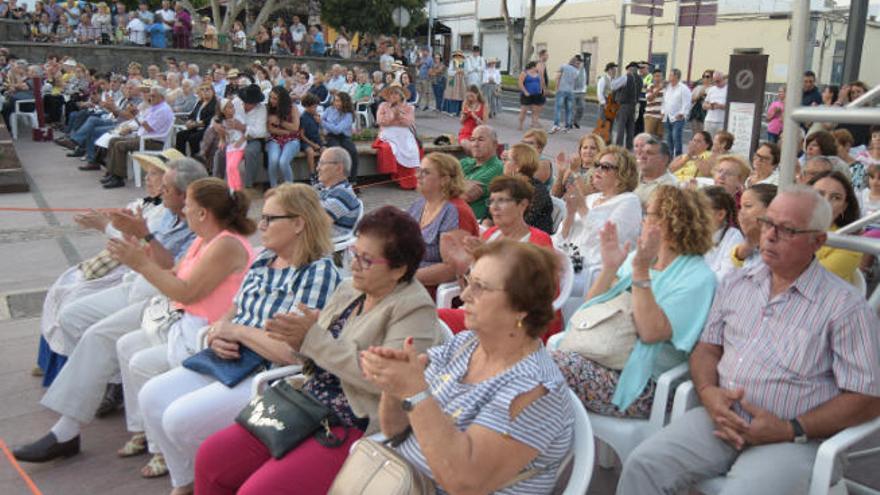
{"left": 242, "top": 139, "right": 264, "bottom": 187}
{"left": 573, "top": 92, "right": 586, "bottom": 125}
{"left": 615, "top": 103, "right": 636, "bottom": 150}
{"left": 617, "top": 407, "right": 824, "bottom": 495}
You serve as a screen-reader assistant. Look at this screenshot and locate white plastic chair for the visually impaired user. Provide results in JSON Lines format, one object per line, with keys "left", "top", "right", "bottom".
{"left": 551, "top": 196, "right": 566, "bottom": 234}
{"left": 559, "top": 387, "right": 595, "bottom": 495}
{"left": 128, "top": 126, "right": 176, "bottom": 187}
{"left": 547, "top": 332, "right": 690, "bottom": 468}
{"left": 10, "top": 99, "right": 37, "bottom": 140}
{"left": 854, "top": 269, "right": 868, "bottom": 298}
{"left": 355, "top": 98, "right": 373, "bottom": 129}
{"left": 671, "top": 380, "right": 880, "bottom": 495}
{"left": 435, "top": 248, "right": 573, "bottom": 313}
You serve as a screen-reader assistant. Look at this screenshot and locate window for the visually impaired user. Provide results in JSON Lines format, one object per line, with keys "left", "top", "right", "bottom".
{"left": 460, "top": 34, "right": 473, "bottom": 51}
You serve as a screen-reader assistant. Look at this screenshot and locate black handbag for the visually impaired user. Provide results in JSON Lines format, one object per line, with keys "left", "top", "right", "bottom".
{"left": 235, "top": 380, "right": 346, "bottom": 459}
{"left": 181, "top": 346, "right": 267, "bottom": 388}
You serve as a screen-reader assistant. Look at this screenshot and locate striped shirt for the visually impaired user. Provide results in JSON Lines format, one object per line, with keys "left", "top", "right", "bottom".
{"left": 316, "top": 181, "right": 361, "bottom": 239}
{"left": 396, "top": 331, "right": 573, "bottom": 494}
{"left": 701, "top": 259, "right": 880, "bottom": 421}
{"left": 230, "top": 250, "right": 341, "bottom": 328}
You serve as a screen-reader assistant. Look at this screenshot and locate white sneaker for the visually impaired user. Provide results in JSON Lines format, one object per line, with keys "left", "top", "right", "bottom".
{"left": 549, "top": 125, "right": 561, "bottom": 134}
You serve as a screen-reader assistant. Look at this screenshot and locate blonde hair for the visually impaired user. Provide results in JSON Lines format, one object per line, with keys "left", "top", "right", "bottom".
{"left": 601, "top": 146, "right": 639, "bottom": 193}
{"left": 650, "top": 186, "right": 715, "bottom": 255}
{"left": 508, "top": 143, "right": 540, "bottom": 178}
{"left": 716, "top": 154, "right": 752, "bottom": 181}
{"left": 522, "top": 129, "right": 548, "bottom": 151}
{"left": 574, "top": 134, "right": 607, "bottom": 168}
{"left": 423, "top": 152, "right": 466, "bottom": 199}
{"left": 263, "top": 183, "right": 333, "bottom": 264}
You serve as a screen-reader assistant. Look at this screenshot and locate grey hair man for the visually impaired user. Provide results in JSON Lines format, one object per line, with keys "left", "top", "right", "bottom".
{"left": 316, "top": 147, "right": 362, "bottom": 238}
{"left": 634, "top": 136, "right": 676, "bottom": 205}
{"left": 797, "top": 155, "right": 834, "bottom": 185}
{"left": 12, "top": 158, "right": 205, "bottom": 464}
{"left": 619, "top": 185, "right": 880, "bottom": 495}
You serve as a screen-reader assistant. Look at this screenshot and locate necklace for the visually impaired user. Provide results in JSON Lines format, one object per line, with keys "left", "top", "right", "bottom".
{"left": 420, "top": 200, "right": 445, "bottom": 228}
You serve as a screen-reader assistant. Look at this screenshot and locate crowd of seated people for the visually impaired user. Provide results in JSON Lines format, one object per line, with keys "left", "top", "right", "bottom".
{"left": 8, "top": 51, "right": 880, "bottom": 495}
{"left": 0, "top": 51, "right": 443, "bottom": 193}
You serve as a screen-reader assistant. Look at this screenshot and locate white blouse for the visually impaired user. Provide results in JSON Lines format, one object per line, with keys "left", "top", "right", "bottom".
{"left": 704, "top": 226, "right": 745, "bottom": 282}
{"left": 553, "top": 191, "right": 643, "bottom": 269}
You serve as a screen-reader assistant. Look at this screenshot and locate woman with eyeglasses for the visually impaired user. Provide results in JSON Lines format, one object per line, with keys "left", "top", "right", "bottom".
{"left": 745, "top": 142, "right": 781, "bottom": 187}
{"left": 123, "top": 183, "right": 340, "bottom": 492}
{"left": 553, "top": 146, "right": 642, "bottom": 298}
{"left": 361, "top": 240, "right": 574, "bottom": 495}
{"left": 408, "top": 153, "right": 479, "bottom": 292}
{"left": 552, "top": 185, "right": 716, "bottom": 419}
{"left": 689, "top": 69, "right": 713, "bottom": 133}
{"left": 195, "top": 205, "right": 443, "bottom": 494}
{"left": 809, "top": 171, "right": 862, "bottom": 285}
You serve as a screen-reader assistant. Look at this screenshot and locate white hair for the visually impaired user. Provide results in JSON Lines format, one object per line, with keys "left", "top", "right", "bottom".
{"left": 779, "top": 184, "right": 833, "bottom": 231}
{"left": 325, "top": 147, "right": 351, "bottom": 176}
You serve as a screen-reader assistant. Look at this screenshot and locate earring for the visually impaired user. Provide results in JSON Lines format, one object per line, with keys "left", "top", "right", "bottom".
{"left": 517, "top": 318, "right": 523, "bottom": 328}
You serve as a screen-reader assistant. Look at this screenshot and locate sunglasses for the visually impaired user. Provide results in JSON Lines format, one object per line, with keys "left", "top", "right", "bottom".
{"left": 595, "top": 161, "right": 619, "bottom": 172}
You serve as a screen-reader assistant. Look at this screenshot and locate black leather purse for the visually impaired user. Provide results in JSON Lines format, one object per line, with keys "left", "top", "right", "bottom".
{"left": 235, "top": 380, "right": 346, "bottom": 459}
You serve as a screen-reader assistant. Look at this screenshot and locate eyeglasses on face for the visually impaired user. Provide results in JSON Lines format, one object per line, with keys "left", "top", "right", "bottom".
{"left": 595, "top": 161, "right": 619, "bottom": 172}
{"left": 461, "top": 273, "right": 503, "bottom": 298}
{"left": 347, "top": 246, "right": 389, "bottom": 270}
{"left": 259, "top": 214, "right": 297, "bottom": 226}
{"left": 756, "top": 216, "right": 820, "bottom": 239}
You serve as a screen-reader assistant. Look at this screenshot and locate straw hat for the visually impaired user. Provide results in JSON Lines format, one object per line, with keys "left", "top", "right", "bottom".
{"left": 131, "top": 149, "right": 185, "bottom": 173}
{"left": 227, "top": 68, "right": 240, "bottom": 78}
{"left": 62, "top": 59, "right": 77, "bottom": 67}
{"left": 451, "top": 50, "right": 464, "bottom": 59}
{"left": 379, "top": 82, "right": 410, "bottom": 101}
{"left": 487, "top": 57, "right": 500, "bottom": 65}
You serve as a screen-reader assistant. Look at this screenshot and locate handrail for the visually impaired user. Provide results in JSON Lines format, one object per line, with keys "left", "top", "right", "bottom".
{"left": 837, "top": 210, "right": 880, "bottom": 235}
{"left": 824, "top": 233, "right": 880, "bottom": 257}
{"left": 790, "top": 107, "right": 880, "bottom": 125}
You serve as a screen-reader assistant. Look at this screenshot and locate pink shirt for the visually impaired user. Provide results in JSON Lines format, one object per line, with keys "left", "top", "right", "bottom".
{"left": 174, "top": 230, "right": 254, "bottom": 323}
{"left": 766, "top": 100, "right": 784, "bottom": 135}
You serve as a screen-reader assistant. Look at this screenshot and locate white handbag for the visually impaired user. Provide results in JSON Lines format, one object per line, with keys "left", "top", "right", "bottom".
{"left": 558, "top": 291, "right": 637, "bottom": 370}
{"left": 141, "top": 295, "right": 182, "bottom": 346}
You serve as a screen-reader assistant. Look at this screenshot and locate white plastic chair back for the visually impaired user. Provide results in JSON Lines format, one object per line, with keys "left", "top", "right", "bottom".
{"left": 559, "top": 388, "right": 595, "bottom": 494}
{"left": 130, "top": 126, "right": 176, "bottom": 188}
{"left": 854, "top": 269, "right": 867, "bottom": 298}
{"left": 554, "top": 248, "right": 574, "bottom": 311}
{"left": 10, "top": 99, "right": 38, "bottom": 140}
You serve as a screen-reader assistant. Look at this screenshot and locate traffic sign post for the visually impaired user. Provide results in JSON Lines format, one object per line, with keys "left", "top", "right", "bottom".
{"left": 680, "top": 0, "right": 718, "bottom": 84}
{"left": 631, "top": 0, "right": 664, "bottom": 63}
{"left": 724, "top": 54, "right": 769, "bottom": 159}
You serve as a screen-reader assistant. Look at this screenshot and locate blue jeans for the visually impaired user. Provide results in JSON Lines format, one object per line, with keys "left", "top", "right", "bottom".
{"left": 266, "top": 139, "right": 300, "bottom": 187}
{"left": 432, "top": 78, "right": 446, "bottom": 111}
{"left": 554, "top": 90, "right": 574, "bottom": 127}
{"left": 664, "top": 118, "right": 685, "bottom": 157}
{"left": 72, "top": 116, "right": 117, "bottom": 161}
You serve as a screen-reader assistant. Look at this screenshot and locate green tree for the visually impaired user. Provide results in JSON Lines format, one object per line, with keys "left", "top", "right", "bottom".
{"left": 321, "top": 0, "right": 425, "bottom": 38}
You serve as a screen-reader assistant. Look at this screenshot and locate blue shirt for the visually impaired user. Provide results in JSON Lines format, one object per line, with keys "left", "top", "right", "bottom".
{"left": 153, "top": 209, "right": 196, "bottom": 262}
{"left": 149, "top": 22, "right": 166, "bottom": 48}
{"left": 300, "top": 111, "right": 322, "bottom": 147}
{"left": 316, "top": 180, "right": 361, "bottom": 238}
{"left": 311, "top": 32, "right": 325, "bottom": 55}
{"left": 418, "top": 57, "right": 434, "bottom": 80}
{"left": 321, "top": 107, "right": 353, "bottom": 137}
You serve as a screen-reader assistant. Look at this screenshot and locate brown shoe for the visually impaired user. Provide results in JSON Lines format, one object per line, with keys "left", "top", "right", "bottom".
{"left": 79, "top": 162, "right": 100, "bottom": 171}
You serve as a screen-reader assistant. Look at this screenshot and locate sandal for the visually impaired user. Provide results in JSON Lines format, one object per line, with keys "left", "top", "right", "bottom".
{"left": 141, "top": 453, "right": 169, "bottom": 478}
{"left": 118, "top": 433, "right": 147, "bottom": 457}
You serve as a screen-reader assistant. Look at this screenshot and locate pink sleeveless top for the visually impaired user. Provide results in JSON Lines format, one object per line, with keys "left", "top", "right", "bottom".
{"left": 174, "top": 230, "right": 254, "bottom": 323}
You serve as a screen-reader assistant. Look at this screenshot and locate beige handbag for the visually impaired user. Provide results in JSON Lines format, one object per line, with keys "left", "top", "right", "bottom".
{"left": 328, "top": 438, "right": 436, "bottom": 495}
{"left": 558, "top": 291, "right": 637, "bottom": 370}
{"left": 329, "top": 437, "right": 540, "bottom": 495}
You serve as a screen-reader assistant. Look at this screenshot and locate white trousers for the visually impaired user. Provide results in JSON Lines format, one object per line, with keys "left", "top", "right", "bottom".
{"left": 117, "top": 330, "right": 169, "bottom": 438}
{"left": 139, "top": 358, "right": 254, "bottom": 487}
{"left": 41, "top": 264, "right": 127, "bottom": 355}
{"left": 703, "top": 120, "right": 724, "bottom": 136}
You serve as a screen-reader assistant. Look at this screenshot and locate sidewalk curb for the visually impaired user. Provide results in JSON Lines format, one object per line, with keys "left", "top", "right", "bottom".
{"left": 0, "top": 288, "right": 47, "bottom": 321}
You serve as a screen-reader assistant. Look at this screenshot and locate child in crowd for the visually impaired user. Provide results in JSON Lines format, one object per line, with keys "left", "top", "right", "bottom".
{"left": 213, "top": 99, "right": 246, "bottom": 191}
{"left": 299, "top": 93, "right": 323, "bottom": 183}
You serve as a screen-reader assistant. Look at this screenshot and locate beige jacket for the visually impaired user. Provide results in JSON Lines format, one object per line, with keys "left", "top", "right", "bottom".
{"left": 300, "top": 278, "right": 442, "bottom": 434}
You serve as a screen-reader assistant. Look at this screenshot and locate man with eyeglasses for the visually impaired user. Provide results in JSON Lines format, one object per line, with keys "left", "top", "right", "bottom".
{"left": 634, "top": 137, "right": 676, "bottom": 205}
{"left": 797, "top": 156, "right": 834, "bottom": 185}
{"left": 315, "top": 147, "right": 361, "bottom": 239}
{"left": 620, "top": 186, "right": 880, "bottom": 495}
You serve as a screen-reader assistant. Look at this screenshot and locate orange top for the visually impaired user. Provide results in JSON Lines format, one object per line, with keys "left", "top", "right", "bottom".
{"left": 174, "top": 230, "right": 254, "bottom": 323}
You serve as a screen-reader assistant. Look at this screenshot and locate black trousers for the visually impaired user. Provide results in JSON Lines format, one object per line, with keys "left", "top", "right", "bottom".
{"left": 614, "top": 103, "right": 636, "bottom": 150}
{"left": 175, "top": 127, "right": 206, "bottom": 156}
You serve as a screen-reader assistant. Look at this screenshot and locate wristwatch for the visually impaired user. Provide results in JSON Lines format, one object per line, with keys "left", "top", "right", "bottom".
{"left": 401, "top": 389, "right": 432, "bottom": 412}
{"left": 790, "top": 418, "right": 808, "bottom": 444}
{"left": 632, "top": 279, "right": 651, "bottom": 289}
{"left": 142, "top": 232, "right": 156, "bottom": 243}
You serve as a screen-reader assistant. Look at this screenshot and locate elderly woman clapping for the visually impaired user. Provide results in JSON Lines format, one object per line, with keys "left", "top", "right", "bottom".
{"left": 194, "top": 206, "right": 444, "bottom": 494}
{"left": 361, "top": 240, "right": 574, "bottom": 494}
{"left": 552, "top": 186, "right": 717, "bottom": 418}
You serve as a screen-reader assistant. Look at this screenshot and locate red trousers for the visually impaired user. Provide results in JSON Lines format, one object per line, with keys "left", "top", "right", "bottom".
{"left": 194, "top": 423, "right": 363, "bottom": 495}
{"left": 372, "top": 138, "right": 420, "bottom": 190}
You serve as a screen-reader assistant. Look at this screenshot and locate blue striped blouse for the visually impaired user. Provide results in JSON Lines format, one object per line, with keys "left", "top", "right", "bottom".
{"left": 231, "top": 249, "right": 341, "bottom": 328}
{"left": 396, "top": 331, "right": 574, "bottom": 494}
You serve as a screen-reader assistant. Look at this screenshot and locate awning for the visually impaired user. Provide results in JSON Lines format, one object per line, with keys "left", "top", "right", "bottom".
{"left": 415, "top": 20, "right": 452, "bottom": 36}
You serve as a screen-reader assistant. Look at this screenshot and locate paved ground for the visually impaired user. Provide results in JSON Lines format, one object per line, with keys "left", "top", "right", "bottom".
{"left": 0, "top": 109, "right": 875, "bottom": 495}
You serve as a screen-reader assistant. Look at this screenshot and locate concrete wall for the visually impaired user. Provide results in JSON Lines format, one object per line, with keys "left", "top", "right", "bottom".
{"left": 0, "top": 20, "right": 379, "bottom": 75}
